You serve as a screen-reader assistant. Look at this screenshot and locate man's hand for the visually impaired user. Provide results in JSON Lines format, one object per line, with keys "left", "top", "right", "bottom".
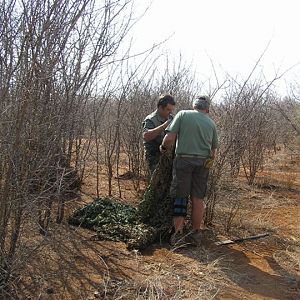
{"left": 163, "top": 118, "right": 172, "bottom": 129}
{"left": 204, "top": 158, "right": 214, "bottom": 169}
{"left": 160, "top": 132, "right": 177, "bottom": 153}
{"left": 159, "top": 144, "right": 167, "bottom": 154}
{"left": 143, "top": 119, "right": 171, "bottom": 142}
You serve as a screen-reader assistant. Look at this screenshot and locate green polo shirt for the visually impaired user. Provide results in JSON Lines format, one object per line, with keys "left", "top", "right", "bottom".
{"left": 167, "top": 110, "right": 218, "bottom": 157}
{"left": 142, "top": 110, "right": 166, "bottom": 157}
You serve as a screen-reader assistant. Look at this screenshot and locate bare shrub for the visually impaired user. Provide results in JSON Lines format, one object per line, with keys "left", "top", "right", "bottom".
{"left": 0, "top": 0, "right": 136, "bottom": 296}
{"left": 205, "top": 72, "right": 287, "bottom": 224}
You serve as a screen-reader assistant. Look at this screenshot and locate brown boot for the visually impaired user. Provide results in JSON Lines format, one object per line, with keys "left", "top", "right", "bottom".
{"left": 170, "top": 232, "right": 189, "bottom": 248}
{"left": 185, "top": 230, "right": 203, "bottom": 247}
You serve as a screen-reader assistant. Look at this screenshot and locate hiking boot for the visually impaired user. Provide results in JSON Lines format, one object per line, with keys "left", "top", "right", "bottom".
{"left": 170, "top": 232, "right": 189, "bottom": 248}
{"left": 185, "top": 230, "right": 203, "bottom": 247}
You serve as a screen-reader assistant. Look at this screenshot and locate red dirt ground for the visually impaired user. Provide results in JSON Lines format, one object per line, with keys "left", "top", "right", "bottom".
{"left": 18, "top": 148, "right": 300, "bottom": 299}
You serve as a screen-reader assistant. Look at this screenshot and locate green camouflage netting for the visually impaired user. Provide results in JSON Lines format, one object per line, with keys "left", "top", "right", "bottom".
{"left": 138, "top": 152, "right": 174, "bottom": 233}
{"left": 68, "top": 153, "right": 174, "bottom": 250}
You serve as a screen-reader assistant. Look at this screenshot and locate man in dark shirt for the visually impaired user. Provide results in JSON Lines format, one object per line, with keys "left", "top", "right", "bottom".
{"left": 142, "top": 94, "right": 175, "bottom": 174}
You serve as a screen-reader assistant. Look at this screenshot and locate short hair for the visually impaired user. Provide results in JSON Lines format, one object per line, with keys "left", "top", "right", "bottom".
{"left": 157, "top": 94, "right": 175, "bottom": 108}
{"left": 193, "top": 95, "right": 210, "bottom": 110}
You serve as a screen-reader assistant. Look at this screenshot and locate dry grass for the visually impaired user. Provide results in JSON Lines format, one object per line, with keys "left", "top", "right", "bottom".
{"left": 273, "top": 248, "right": 300, "bottom": 276}
{"left": 17, "top": 222, "right": 228, "bottom": 300}
{"left": 13, "top": 146, "right": 300, "bottom": 300}
{"left": 92, "top": 244, "right": 227, "bottom": 299}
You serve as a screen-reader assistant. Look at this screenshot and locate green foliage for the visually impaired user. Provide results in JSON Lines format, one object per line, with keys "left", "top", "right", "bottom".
{"left": 70, "top": 197, "right": 139, "bottom": 227}
{"left": 69, "top": 153, "right": 174, "bottom": 250}
{"left": 138, "top": 153, "right": 174, "bottom": 231}
{"left": 69, "top": 198, "right": 157, "bottom": 249}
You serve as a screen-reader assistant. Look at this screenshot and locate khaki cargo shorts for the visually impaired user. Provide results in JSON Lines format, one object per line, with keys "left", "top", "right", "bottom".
{"left": 170, "top": 156, "right": 209, "bottom": 198}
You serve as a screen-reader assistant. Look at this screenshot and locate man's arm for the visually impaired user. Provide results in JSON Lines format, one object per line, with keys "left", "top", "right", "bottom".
{"left": 159, "top": 111, "right": 181, "bottom": 151}
{"left": 160, "top": 132, "right": 177, "bottom": 152}
{"left": 211, "top": 148, "right": 217, "bottom": 159}
{"left": 143, "top": 120, "right": 171, "bottom": 142}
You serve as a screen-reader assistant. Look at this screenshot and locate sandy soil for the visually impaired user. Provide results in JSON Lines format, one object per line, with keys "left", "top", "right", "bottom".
{"left": 18, "top": 148, "right": 300, "bottom": 300}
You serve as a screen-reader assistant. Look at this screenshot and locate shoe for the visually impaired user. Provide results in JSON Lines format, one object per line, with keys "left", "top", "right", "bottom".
{"left": 170, "top": 232, "right": 188, "bottom": 248}
{"left": 185, "top": 230, "right": 203, "bottom": 246}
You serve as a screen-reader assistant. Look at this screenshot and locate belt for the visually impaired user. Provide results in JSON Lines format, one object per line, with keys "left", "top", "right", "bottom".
{"left": 176, "top": 154, "right": 207, "bottom": 158}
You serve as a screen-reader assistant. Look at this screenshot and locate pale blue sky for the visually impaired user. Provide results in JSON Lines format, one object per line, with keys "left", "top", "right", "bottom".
{"left": 129, "top": 0, "right": 300, "bottom": 94}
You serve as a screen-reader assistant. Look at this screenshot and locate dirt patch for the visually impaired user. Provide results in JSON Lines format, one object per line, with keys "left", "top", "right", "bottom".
{"left": 18, "top": 148, "right": 300, "bottom": 299}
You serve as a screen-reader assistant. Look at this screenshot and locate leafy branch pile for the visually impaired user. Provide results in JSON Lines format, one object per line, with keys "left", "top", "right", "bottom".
{"left": 69, "top": 153, "right": 174, "bottom": 249}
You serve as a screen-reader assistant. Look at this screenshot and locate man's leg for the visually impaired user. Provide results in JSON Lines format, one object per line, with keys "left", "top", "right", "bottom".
{"left": 169, "top": 158, "right": 191, "bottom": 246}
{"left": 170, "top": 158, "right": 192, "bottom": 233}
{"left": 185, "top": 161, "right": 209, "bottom": 246}
{"left": 191, "top": 160, "right": 209, "bottom": 231}
{"left": 173, "top": 216, "right": 185, "bottom": 233}
{"left": 171, "top": 197, "right": 187, "bottom": 246}
{"left": 170, "top": 214, "right": 187, "bottom": 247}
{"left": 191, "top": 197, "right": 205, "bottom": 231}
{"left": 173, "top": 196, "right": 188, "bottom": 233}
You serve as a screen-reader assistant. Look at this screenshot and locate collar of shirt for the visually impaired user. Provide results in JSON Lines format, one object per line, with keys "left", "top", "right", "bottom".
{"left": 155, "top": 109, "right": 165, "bottom": 123}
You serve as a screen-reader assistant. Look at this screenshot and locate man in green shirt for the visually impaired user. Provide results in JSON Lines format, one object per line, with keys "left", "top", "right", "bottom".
{"left": 142, "top": 94, "right": 176, "bottom": 174}
{"left": 160, "top": 96, "right": 218, "bottom": 246}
